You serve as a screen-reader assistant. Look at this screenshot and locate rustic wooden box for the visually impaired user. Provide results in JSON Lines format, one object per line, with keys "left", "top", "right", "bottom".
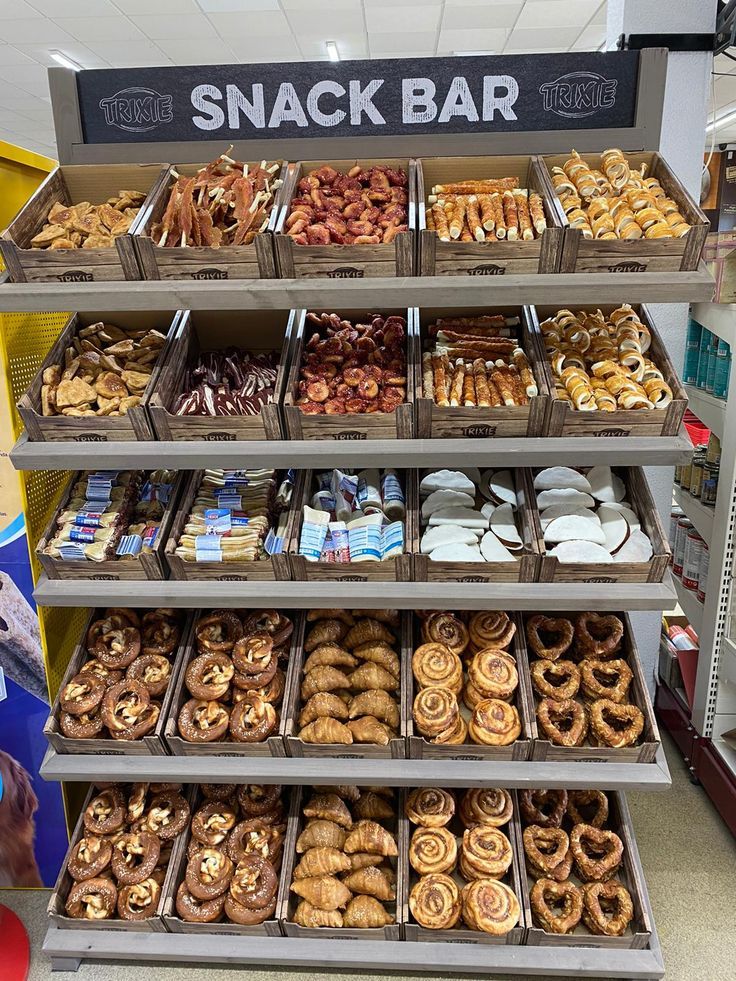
{"left": 163, "top": 609, "right": 301, "bottom": 758}
{"left": 416, "top": 155, "right": 563, "bottom": 277}
{"left": 36, "top": 469, "right": 184, "bottom": 581}
{"left": 541, "top": 151, "right": 709, "bottom": 274}
{"left": 288, "top": 469, "right": 414, "bottom": 582}
{"left": 406, "top": 613, "right": 535, "bottom": 761}
{"left": 133, "top": 161, "right": 286, "bottom": 281}
{"left": 149, "top": 309, "right": 295, "bottom": 442}
{"left": 282, "top": 612, "right": 407, "bottom": 759}
{"left": 526, "top": 611, "right": 660, "bottom": 764}
{"left": 282, "top": 308, "right": 415, "bottom": 440}
{"left": 413, "top": 306, "right": 551, "bottom": 439}
{"left": 164, "top": 470, "right": 295, "bottom": 582}
{"left": 45, "top": 608, "right": 190, "bottom": 756}
{"left": 48, "top": 785, "right": 184, "bottom": 932}
{"left": 1, "top": 163, "right": 167, "bottom": 283}
{"left": 520, "top": 792, "right": 653, "bottom": 949}
{"left": 402, "top": 790, "right": 525, "bottom": 945}
{"left": 530, "top": 304, "right": 688, "bottom": 438}
{"left": 274, "top": 158, "right": 415, "bottom": 279}
{"left": 535, "top": 467, "right": 671, "bottom": 584}
{"left": 162, "top": 787, "right": 296, "bottom": 937}
{"left": 413, "top": 468, "right": 540, "bottom": 584}
{"left": 279, "top": 786, "right": 405, "bottom": 940}
{"left": 18, "top": 310, "right": 178, "bottom": 443}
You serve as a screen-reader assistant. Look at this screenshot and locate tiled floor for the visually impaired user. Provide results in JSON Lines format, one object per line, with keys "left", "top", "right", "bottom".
{"left": 2, "top": 732, "right": 734, "bottom": 981}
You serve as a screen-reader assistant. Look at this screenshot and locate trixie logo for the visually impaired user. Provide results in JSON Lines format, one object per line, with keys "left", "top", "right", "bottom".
{"left": 326, "top": 267, "right": 364, "bottom": 279}
{"left": 594, "top": 428, "right": 631, "bottom": 437}
{"left": 57, "top": 270, "right": 93, "bottom": 282}
{"left": 73, "top": 433, "right": 106, "bottom": 442}
{"left": 467, "top": 264, "right": 505, "bottom": 276}
{"left": 330, "top": 431, "right": 367, "bottom": 440}
{"left": 540, "top": 71, "right": 617, "bottom": 119}
{"left": 463, "top": 425, "right": 497, "bottom": 437}
{"left": 99, "top": 86, "right": 173, "bottom": 133}
{"left": 190, "top": 268, "right": 228, "bottom": 280}
{"left": 459, "top": 576, "right": 490, "bottom": 582}
{"left": 203, "top": 432, "right": 236, "bottom": 441}
{"left": 336, "top": 575, "right": 368, "bottom": 581}
{"left": 607, "top": 261, "right": 647, "bottom": 273}
{"left": 584, "top": 577, "right": 617, "bottom": 583}
{"left": 90, "top": 575, "right": 118, "bottom": 580}
{"left": 218, "top": 575, "right": 248, "bottom": 581}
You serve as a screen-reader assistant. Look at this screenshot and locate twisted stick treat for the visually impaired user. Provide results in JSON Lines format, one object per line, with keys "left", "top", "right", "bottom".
{"left": 582, "top": 880, "right": 634, "bottom": 936}
{"left": 459, "top": 788, "right": 513, "bottom": 829}
{"left": 405, "top": 788, "right": 455, "bottom": 828}
{"left": 472, "top": 358, "right": 492, "bottom": 406}
{"left": 409, "top": 827, "right": 458, "bottom": 875}
{"left": 461, "top": 879, "right": 520, "bottom": 935}
{"left": 530, "top": 659, "right": 581, "bottom": 701}
{"left": 531, "top": 879, "right": 583, "bottom": 934}
{"left": 462, "top": 366, "right": 476, "bottom": 406}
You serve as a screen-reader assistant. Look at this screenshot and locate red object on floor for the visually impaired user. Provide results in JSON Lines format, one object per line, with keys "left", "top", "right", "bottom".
{"left": 0, "top": 904, "right": 30, "bottom": 980}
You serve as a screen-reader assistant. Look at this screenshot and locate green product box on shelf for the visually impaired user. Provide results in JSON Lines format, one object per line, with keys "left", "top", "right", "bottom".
{"left": 696, "top": 327, "right": 712, "bottom": 389}
{"left": 714, "top": 339, "right": 732, "bottom": 400}
{"left": 705, "top": 335, "right": 718, "bottom": 394}
{"left": 684, "top": 317, "right": 702, "bottom": 385}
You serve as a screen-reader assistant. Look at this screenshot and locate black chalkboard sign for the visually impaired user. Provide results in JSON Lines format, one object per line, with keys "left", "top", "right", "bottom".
{"left": 76, "top": 52, "right": 639, "bottom": 145}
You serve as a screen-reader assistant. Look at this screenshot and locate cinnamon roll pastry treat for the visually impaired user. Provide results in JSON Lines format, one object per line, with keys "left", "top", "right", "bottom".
{"left": 460, "top": 827, "right": 513, "bottom": 881}
{"left": 459, "top": 788, "right": 513, "bottom": 829}
{"left": 461, "top": 879, "right": 520, "bottom": 935}
{"left": 405, "top": 788, "right": 455, "bottom": 828}
{"left": 409, "top": 874, "right": 462, "bottom": 929}
{"left": 412, "top": 643, "right": 463, "bottom": 694}
{"left": 469, "top": 699, "right": 521, "bottom": 746}
{"left": 410, "top": 827, "right": 458, "bottom": 875}
{"left": 468, "top": 611, "right": 516, "bottom": 652}
{"left": 467, "top": 649, "right": 518, "bottom": 701}
{"left": 421, "top": 612, "right": 469, "bottom": 657}
{"left": 413, "top": 687, "right": 460, "bottom": 740}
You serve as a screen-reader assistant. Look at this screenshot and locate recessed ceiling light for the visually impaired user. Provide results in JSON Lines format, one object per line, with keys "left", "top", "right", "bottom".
{"left": 325, "top": 41, "right": 340, "bottom": 62}
{"left": 50, "top": 50, "right": 83, "bottom": 72}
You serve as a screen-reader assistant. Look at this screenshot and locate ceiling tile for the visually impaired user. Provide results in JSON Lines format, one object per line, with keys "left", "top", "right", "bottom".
{"left": 0, "top": 83, "right": 53, "bottom": 110}
{"left": 228, "top": 36, "right": 302, "bottom": 61}
{"left": 370, "top": 32, "right": 438, "bottom": 55}
{"left": 130, "top": 13, "right": 218, "bottom": 38}
{"left": 0, "top": 64, "right": 50, "bottom": 99}
{"left": 572, "top": 23, "right": 605, "bottom": 50}
{"left": 33, "top": 0, "right": 119, "bottom": 14}
{"left": 281, "top": 0, "right": 362, "bottom": 7}
{"left": 197, "top": 0, "right": 281, "bottom": 9}
{"left": 285, "top": 9, "right": 364, "bottom": 38}
{"left": 113, "top": 0, "right": 199, "bottom": 11}
{"left": 0, "top": 45, "right": 36, "bottom": 66}
{"left": 0, "top": 113, "right": 47, "bottom": 137}
{"left": 515, "top": 0, "right": 600, "bottom": 30}
{"left": 1, "top": 19, "right": 76, "bottom": 43}
{"left": 364, "top": 0, "right": 441, "bottom": 6}
{"left": 438, "top": 27, "right": 510, "bottom": 53}
{"left": 155, "top": 37, "right": 237, "bottom": 62}
{"left": 298, "top": 36, "right": 368, "bottom": 60}
{"left": 590, "top": 1, "right": 607, "bottom": 25}
{"left": 0, "top": 0, "right": 41, "bottom": 17}
{"left": 95, "top": 40, "right": 172, "bottom": 67}
{"left": 504, "top": 26, "right": 581, "bottom": 51}
{"left": 53, "top": 16, "right": 146, "bottom": 42}
{"left": 0, "top": 107, "right": 39, "bottom": 126}
{"left": 207, "top": 10, "right": 291, "bottom": 35}
{"left": 366, "top": 5, "right": 441, "bottom": 33}
{"left": 440, "top": 4, "right": 521, "bottom": 30}
{"left": 714, "top": 74, "right": 736, "bottom": 110}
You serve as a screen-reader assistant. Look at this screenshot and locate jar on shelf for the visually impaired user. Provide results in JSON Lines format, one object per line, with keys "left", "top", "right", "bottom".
{"left": 679, "top": 460, "right": 692, "bottom": 492}
{"left": 706, "top": 432, "right": 722, "bottom": 466}
{"left": 701, "top": 463, "right": 719, "bottom": 507}
{"left": 689, "top": 448, "right": 706, "bottom": 498}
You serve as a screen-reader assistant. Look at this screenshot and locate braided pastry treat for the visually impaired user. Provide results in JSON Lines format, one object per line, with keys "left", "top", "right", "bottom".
{"left": 176, "top": 609, "right": 291, "bottom": 747}
{"left": 288, "top": 786, "right": 398, "bottom": 930}
{"left": 63, "top": 782, "right": 189, "bottom": 922}
{"left": 58, "top": 608, "right": 183, "bottom": 743}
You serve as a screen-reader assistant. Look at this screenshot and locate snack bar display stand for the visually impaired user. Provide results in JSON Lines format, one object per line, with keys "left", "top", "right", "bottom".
{"left": 1, "top": 48, "right": 715, "bottom": 978}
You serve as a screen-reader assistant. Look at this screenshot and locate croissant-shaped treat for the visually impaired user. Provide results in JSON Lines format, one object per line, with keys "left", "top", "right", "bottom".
{"left": 344, "top": 619, "right": 395, "bottom": 650}
{"left": 353, "top": 791, "right": 395, "bottom": 821}
{"left": 304, "top": 646, "right": 358, "bottom": 673}
{"left": 301, "top": 666, "right": 351, "bottom": 701}
{"left": 300, "top": 718, "right": 354, "bottom": 744}
{"left": 349, "top": 663, "right": 399, "bottom": 692}
{"left": 342, "top": 865, "right": 396, "bottom": 901}
{"left": 347, "top": 716, "right": 393, "bottom": 745}
{"left": 349, "top": 851, "right": 385, "bottom": 870}
{"left": 305, "top": 620, "right": 348, "bottom": 652}
{"left": 304, "top": 794, "right": 354, "bottom": 829}
{"left": 344, "top": 820, "right": 398, "bottom": 857}
{"left": 357, "top": 609, "right": 400, "bottom": 628}
{"left": 296, "top": 820, "right": 347, "bottom": 852}
{"left": 299, "top": 693, "right": 350, "bottom": 727}
{"left": 293, "top": 900, "right": 344, "bottom": 928}
{"left": 290, "top": 874, "right": 352, "bottom": 910}
{"left": 321, "top": 785, "right": 361, "bottom": 802}
{"left": 293, "top": 847, "right": 352, "bottom": 879}
{"left": 307, "top": 609, "right": 355, "bottom": 627}
{"left": 351, "top": 642, "right": 400, "bottom": 678}
{"left": 349, "top": 690, "right": 400, "bottom": 728}
{"left": 342, "top": 895, "right": 393, "bottom": 928}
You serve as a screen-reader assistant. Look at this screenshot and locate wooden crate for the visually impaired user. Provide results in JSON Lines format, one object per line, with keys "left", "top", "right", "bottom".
{"left": 520, "top": 792, "right": 653, "bottom": 949}
{"left": 535, "top": 467, "right": 671, "bottom": 584}
{"left": 48, "top": 785, "right": 185, "bottom": 932}
{"left": 164, "top": 470, "right": 295, "bottom": 582}
{"left": 288, "top": 469, "right": 413, "bottom": 582}
{"left": 162, "top": 787, "right": 296, "bottom": 937}
{"left": 406, "top": 613, "right": 535, "bottom": 761}
{"left": 526, "top": 611, "right": 660, "bottom": 764}
{"left": 274, "top": 158, "right": 415, "bottom": 279}
{"left": 413, "top": 469, "right": 541, "bottom": 584}
{"left": 416, "top": 156, "right": 564, "bottom": 277}
{"left": 282, "top": 612, "right": 407, "bottom": 759}
{"left": 133, "top": 161, "right": 286, "bottom": 281}
{"left": 541, "top": 151, "right": 709, "bottom": 274}
{"left": 0, "top": 163, "right": 167, "bottom": 283}
{"left": 282, "top": 308, "right": 415, "bottom": 440}
{"left": 530, "top": 304, "right": 688, "bottom": 438}
{"left": 36, "top": 470, "right": 184, "bottom": 581}
{"left": 402, "top": 790, "right": 525, "bottom": 944}
{"left": 44, "top": 608, "right": 191, "bottom": 756}
{"left": 162, "top": 609, "right": 301, "bottom": 758}
{"left": 149, "top": 310, "right": 295, "bottom": 442}
{"left": 18, "top": 310, "right": 178, "bottom": 443}
{"left": 279, "top": 786, "right": 405, "bottom": 940}
{"left": 413, "top": 306, "right": 551, "bottom": 439}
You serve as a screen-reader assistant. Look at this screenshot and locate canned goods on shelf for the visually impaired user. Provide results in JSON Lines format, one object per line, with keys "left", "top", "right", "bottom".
{"left": 673, "top": 518, "right": 694, "bottom": 577}
{"left": 682, "top": 529, "right": 704, "bottom": 591}
{"left": 701, "top": 463, "right": 719, "bottom": 507}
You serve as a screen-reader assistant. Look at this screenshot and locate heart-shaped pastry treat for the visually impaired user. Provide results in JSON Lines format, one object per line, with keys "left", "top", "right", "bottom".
{"left": 574, "top": 613, "right": 624, "bottom": 658}
{"left": 536, "top": 697, "right": 588, "bottom": 746}
{"left": 589, "top": 699, "right": 644, "bottom": 747}
{"left": 531, "top": 878, "right": 583, "bottom": 934}
{"left": 526, "top": 615, "right": 574, "bottom": 661}
{"left": 570, "top": 824, "right": 623, "bottom": 882}
{"left": 566, "top": 790, "right": 609, "bottom": 829}
{"left": 523, "top": 826, "right": 570, "bottom": 880}
{"left": 582, "top": 880, "right": 634, "bottom": 936}
{"left": 531, "top": 659, "right": 581, "bottom": 700}
{"left": 579, "top": 659, "right": 632, "bottom": 703}
{"left": 519, "top": 789, "right": 568, "bottom": 829}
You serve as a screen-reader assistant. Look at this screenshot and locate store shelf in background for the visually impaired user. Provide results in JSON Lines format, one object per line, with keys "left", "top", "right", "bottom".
{"left": 691, "top": 302, "right": 736, "bottom": 347}
{"left": 673, "top": 574, "right": 704, "bottom": 634}
{"left": 684, "top": 386, "right": 725, "bottom": 439}
{"left": 10, "top": 430, "right": 694, "bottom": 472}
{"left": 0, "top": 266, "right": 716, "bottom": 313}
{"left": 32, "top": 572, "right": 679, "bottom": 611}
{"left": 39, "top": 742, "right": 671, "bottom": 790}
{"left": 673, "top": 484, "right": 714, "bottom": 544}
